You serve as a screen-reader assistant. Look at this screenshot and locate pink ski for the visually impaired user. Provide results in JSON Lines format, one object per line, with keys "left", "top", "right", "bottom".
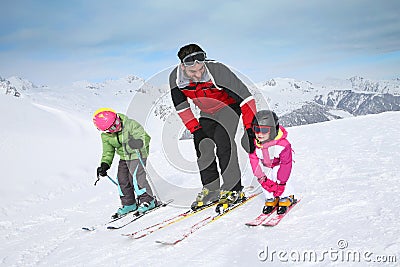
{"left": 245, "top": 208, "right": 277, "bottom": 227}
{"left": 262, "top": 199, "right": 300, "bottom": 227}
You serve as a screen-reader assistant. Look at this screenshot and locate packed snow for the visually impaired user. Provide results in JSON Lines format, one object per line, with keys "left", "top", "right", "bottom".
{"left": 1, "top": 85, "right": 399, "bottom": 266}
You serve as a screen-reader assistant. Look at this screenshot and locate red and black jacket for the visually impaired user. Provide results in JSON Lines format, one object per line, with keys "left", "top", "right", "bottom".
{"left": 169, "top": 61, "right": 257, "bottom": 133}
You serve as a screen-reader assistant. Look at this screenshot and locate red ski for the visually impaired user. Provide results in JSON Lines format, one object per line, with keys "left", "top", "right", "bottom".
{"left": 262, "top": 199, "right": 300, "bottom": 227}
{"left": 155, "top": 192, "right": 261, "bottom": 245}
{"left": 245, "top": 208, "right": 277, "bottom": 227}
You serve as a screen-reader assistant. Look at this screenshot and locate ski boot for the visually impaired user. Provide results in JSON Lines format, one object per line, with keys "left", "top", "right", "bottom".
{"left": 216, "top": 190, "right": 246, "bottom": 213}
{"left": 277, "top": 195, "right": 295, "bottom": 215}
{"left": 262, "top": 197, "right": 279, "bottom": 214}
{"left": 112, "top": 203, "right": 138, "bottom": 219}
{"left": 137, "top": 193, "right": 157, "bottom": 214}
{"left": 191, "top": 187, "right": 220, "bottom": 211}
{"left": 137, "top": 199, "right": 156, "bottom": 214}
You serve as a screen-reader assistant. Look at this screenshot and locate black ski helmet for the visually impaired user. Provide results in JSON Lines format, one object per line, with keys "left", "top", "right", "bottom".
{"left": 252, "top": 110, "right": 280, "bottom": 140}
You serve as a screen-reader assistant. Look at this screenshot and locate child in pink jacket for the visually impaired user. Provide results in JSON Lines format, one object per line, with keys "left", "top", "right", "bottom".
{"left": 249, "top": 110, "right": 295, "bottom": 214}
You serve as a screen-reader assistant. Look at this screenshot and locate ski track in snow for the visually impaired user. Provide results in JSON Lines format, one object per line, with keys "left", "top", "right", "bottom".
{"left": 1, "top": 93, "right": 399, "bottom": 266}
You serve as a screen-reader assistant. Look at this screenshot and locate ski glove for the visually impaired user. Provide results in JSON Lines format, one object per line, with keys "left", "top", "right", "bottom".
{"left": 97, "top": 162, "right": 110, "bottom": 177}
{"left": 241, "top": 128, "right": 256, "bottom": 154}
{"left": 273, "top": 183, "right": 286, "bottom": 197}
{"left": 128, "top": 137, "right": 144, "bottom": 149}
{"left": 192, "top": 128, "right": 208, "bottom": 158}
{"left": 260, "top": 178, "right": 278, "bottom": 193}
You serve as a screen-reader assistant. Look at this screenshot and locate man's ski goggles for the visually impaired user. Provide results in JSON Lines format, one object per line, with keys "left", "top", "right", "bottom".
{"left": 106, "top": 116, "right": 121, "bottom": 133}
{"left": 182, "top": 51, "right": 206, "bottom": 66}
{"left": 252, "top": 125, "right": 271, "bottom": 134}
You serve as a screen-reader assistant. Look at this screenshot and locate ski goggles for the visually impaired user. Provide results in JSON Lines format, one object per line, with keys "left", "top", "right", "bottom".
{"left": 106, "top": 116, "right": 121, "bottom": 133}
{"left": 182, "top": 51, "right": 206, "bottom": 66}
{"left": 252, "top": 125, "right": 271, "bottom": 134}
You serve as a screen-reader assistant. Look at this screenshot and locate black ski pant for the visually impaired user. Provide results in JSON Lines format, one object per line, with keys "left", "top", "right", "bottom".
{"left": 117, "top": 159, "right": 154, "bottom": 206}
{"left": 195, "top": 104, "right": 242, "bottom": 192}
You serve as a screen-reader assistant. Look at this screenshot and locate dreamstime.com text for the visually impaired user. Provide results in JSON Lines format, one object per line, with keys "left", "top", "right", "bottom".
{"left": 258, "top": 239, "right": 397, "bottom": 263}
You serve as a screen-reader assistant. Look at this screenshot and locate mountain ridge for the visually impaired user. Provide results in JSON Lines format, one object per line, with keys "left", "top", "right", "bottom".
{"left": 2, "top": 74, "right": 400, "bottom": 128}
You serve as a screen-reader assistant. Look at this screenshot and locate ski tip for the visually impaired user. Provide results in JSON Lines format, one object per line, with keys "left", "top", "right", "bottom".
{"left": 154, "top": 199, "right": 174, "bottom": 208}
{"left": 155, "top": 240, "right": 176, "bottom": 246}
{"left": 82, "top": 227, "right": 95, "bottom": 231}
{"left": 163, "top": 199, "right": 174, "bottom": 205}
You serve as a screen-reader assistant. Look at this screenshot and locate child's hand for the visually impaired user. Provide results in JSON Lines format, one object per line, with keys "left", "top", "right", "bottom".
{"left": 273, "top": 183, "right": 286, "bottom": 197}
{"left": 260, "top": 178, "right": 278, "bottom": 193}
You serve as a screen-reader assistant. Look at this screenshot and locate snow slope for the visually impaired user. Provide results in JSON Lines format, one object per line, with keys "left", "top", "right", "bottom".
{"left": 1, "top": 93, "right": 399, "bottom": 266}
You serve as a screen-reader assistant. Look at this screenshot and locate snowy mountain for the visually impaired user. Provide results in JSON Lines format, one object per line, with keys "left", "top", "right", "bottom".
{"left": 310, "top": 76, "right": 400, "bottom": 94}
{"left": 1, "top": 91, "right": 399, "bottom": 266}
{"left": 349, "top": 76, "right": 400, "bottom": 94}
{"left": 258, "top": 77, "right": 400, "bottom": 127}
{"left": 1, "top": 75, "right": 146, "bottom": 120}
{"left": 0, "top": 76, "right": 21, "bottom": 97}
{"left": 315, "top": 90, "right": 400, "bottom": 116}
{"left": 3, "top": 74, "right": 400, "bottom": 128}
{"left": 7, "top": 76, "right": 40, "bottom": 92}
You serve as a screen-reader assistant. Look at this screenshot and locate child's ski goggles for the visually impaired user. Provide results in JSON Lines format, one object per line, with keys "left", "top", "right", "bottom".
{"left": 106, "top": 116, "right": 121, "bottom": 133}
{"left": 182, "top": 51, "right": 206, "bottom": 66}
{"left": 252, "top": 124, "right": 271, "bottom": 134}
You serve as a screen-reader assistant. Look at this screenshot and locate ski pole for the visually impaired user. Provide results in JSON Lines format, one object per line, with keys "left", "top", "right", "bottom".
{"left": 94, "top": 174, "right": 125, "bottom": 196}
{"left": 135, "top": 149, "right": 160, "bottom": 200}
{"left": 94, "top": 175, "right": 118, "bottom": 186}
{"left": 132, "top": 164, "right": 146, "bottom": 196}
{"left": 107, "top": 175, "right": 119, "bottom": 186}
{"left": 94, "top": 176, "right": 100, "bottom": 186}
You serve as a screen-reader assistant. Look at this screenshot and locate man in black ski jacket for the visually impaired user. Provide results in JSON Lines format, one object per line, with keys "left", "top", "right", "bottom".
{"left": 169, "top": 43, "right": 257, "bottom": 210}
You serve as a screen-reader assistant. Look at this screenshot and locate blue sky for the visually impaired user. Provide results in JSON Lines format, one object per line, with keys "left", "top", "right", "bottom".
{"left": 0, "top": 0, "right": 399, "bottom": 86}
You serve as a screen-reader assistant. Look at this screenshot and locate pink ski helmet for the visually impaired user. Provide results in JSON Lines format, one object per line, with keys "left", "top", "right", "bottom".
{"left": 93, "top": 108, "right": 118, "bottom": 131}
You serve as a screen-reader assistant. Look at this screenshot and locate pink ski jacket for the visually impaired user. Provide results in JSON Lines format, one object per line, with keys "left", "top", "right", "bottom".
{"left": 249, "top": 126, "right": 292, "bottom": 184}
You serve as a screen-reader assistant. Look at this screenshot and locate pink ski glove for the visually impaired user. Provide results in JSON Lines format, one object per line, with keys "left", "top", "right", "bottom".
{"left": 273, "top": 183, "right": 286, "bottom": 197}
{"left": 260, "top": 178, "right": 278, "bottom": 193}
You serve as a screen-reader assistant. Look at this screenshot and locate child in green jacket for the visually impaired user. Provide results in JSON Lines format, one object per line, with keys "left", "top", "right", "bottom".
{"left": 93, "top": 108, "right": 155, "bottom": 218}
